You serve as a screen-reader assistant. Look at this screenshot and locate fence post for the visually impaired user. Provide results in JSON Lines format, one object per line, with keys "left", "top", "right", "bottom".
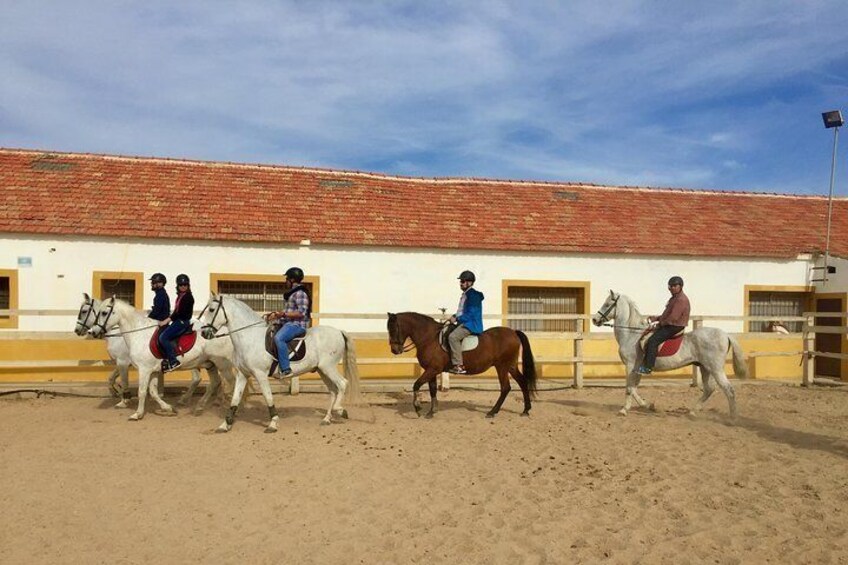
{"left": 802, "top": 315, "right": 815, "bottom": 387}
{"left": 439, "top": 371, "right": 450, "bottom": 391}
{"left": 289, "top": 376, "right": 300, "bottom": 395}
{"left": 691, "top": 319, "right": 703, "bottom": 388}
{"left": 573, "top": 318, "right": 584, "bottom": 389}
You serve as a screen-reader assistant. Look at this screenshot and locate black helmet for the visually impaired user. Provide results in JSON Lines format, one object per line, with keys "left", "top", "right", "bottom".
{"left": 149, "top": 273, "right": 167, "bottom": 284}
{"left": 176, "top": 274, "right": 190, "bottom": 286}
{"left": 285, "top": 267, "right": 304, "bottom": 282}
{"left": 668, "top": 276, "right": 684, "bottom": 287}
{"left": 458, "top": 270, "right": 476, "bottom": 282}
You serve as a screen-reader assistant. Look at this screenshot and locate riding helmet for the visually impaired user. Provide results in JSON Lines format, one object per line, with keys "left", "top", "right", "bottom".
{"left": 458, "top": 270, "right": 476, "bottom": 282}
{"left": 149, "top": 273, "right": 167, "bottom": 284}
{"left": 176, "top": 274, "right": 191, "bottom": 286}
{"left": 668, "top": 275, "right": 684, "bottom": 287}
{"left": 285, "top": 267, "right": 305, "bottom": 282}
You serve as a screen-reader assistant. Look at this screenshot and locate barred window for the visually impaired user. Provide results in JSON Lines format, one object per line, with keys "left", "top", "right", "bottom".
{"left": 748, "top": 291, "right": 808, "bottom": 332}
{"left": 507, "top": 285, "right": 585, "bottom": 332}
{"left": 217, "top": 280, "right": 314, "bottom": 313}
{"left": 100, "top": 278, "right": 136, "bottom": 306}
{"left": 0, "top": 277, "right": 9, "bottom": 319}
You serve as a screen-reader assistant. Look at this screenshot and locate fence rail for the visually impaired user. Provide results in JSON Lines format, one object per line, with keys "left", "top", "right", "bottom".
{"left": 0, "top": 310, "right": 843, "bottom": 389}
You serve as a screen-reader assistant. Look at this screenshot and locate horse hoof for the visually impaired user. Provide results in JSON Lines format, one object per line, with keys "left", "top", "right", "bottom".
{"left": 264, "top": 426, "right": 278, "bottom": 434}
{"left": 114, "top": 400, "right": 128, "bottom": 409}
{"left": 424, "top": 412, "right": 434, "bottom": 419}
{"left": 215, "top": 423, "right": 230, "bottom": 433}
{"left": 320, "top": 419, "right": 332, "bottom": 426}
{"left": 128, "top": 413, "right": 140, "bottom": 421}
{"left": 521, "top": 411, "right": 530, "bottom": 417}
{"left": 618, "top": 409, "right": 627, "bottom": 416}
{"left": 648, "top": 403, "right": 657, "bottom": 412}
{"left": 340, "top": 409, "right": 349, "bottom": 419}
{"left": 485, "top": 412, "right": 496, "bottom": 419}
{"left": 163, "top": 409, "right": 177, "bottom": 417}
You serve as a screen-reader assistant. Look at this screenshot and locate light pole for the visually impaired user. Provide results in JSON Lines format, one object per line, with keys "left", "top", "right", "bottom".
{"left": 821, "top": 110, "right": 843, "bottom": 283}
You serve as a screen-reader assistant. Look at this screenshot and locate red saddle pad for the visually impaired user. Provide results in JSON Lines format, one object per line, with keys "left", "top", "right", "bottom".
{"left": 657, "top": 334, "right": 684, "bottom": 357}
{"left": 149, "top": 327, "right": 198, "bottom": 359}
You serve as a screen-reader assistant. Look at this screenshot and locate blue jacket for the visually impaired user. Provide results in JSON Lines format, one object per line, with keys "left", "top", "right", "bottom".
{"left": 457, "top": 288, "right": 485, "bottom": 335}
{"left": 148, "top": 287, "right": 170, "bottom": 321}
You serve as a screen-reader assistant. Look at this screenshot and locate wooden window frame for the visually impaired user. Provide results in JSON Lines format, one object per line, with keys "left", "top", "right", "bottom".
{"left": 92, "top": 271, "right": 144, "bottom": 309}
{"left": 210, "top": 273, "right": 320, "bottom": 325}
{"left": 501, "top": 279, "right": 591, "bottom": 333}
{"left": 0, "top": 269, "right": 19, "bottom": 329}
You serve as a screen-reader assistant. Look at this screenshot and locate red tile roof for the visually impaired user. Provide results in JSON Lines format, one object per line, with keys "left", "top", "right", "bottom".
{"left": 1, "top": 148, "right": 845, "bottom": 258}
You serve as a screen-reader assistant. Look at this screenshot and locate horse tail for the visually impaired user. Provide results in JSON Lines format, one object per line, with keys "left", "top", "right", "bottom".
{"left": 728, "top": 335, "right": 748, "bottom": 379}
{"left": 342, "top": 331, "right": 362, "bottom": 404}
{"left": 516, "top": 330, "right": 538, "bottom": 398}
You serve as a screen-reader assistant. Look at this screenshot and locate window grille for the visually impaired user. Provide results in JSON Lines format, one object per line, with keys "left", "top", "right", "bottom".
{"left": 0, "top": 277, "right": 9, "bottom": 319}
{"left": 217, "top": 280, "right": 316, "bottom": 313}
{"left": 100, "top": 278, "right": 136, "bottom": 305}
{"left": 507, "top": 286, "right": 583, "bottom": 332}
{"left": 748, "top": 291, "right": 808, "bottom": 332}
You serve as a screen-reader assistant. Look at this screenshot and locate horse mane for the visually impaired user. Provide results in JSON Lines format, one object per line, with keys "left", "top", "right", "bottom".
{"left": 397, "top": 311, "right": 440, "bottom": 325}
{"left": 217, "top": 294, "right": 263, "bottom": 322}
{"left": 616, "top": 293, "right": 650, "bottom": 327}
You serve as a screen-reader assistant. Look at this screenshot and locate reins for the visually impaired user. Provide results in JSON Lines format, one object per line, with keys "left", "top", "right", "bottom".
{"left": 201, "top": 296, "right": 269, "bottom": 339}
{"left": 103, "top": 323, "right": 160, "bottom": 337}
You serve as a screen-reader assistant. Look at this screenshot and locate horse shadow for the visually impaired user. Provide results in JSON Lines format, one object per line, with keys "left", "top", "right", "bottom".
{"left": 721, "top": 414, "right": 848, "bottom": 460}
{"left": 381, "top": 391, "right": 493, "bottom": 417}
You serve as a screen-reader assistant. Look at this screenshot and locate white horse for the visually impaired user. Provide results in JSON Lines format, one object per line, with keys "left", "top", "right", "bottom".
{"left": 200, "top": 294, "right": 361, "bottom": 432}
{"left": 592, "top": 290, "right": 745, "bottom": 418}
{"left": 74, "top": 293, "right": 202, "bottom": 409}
{"left": 90, "top": 297, "right": 237, "bottom": 421}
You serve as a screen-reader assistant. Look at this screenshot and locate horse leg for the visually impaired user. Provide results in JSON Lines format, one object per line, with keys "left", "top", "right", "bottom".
{"left": 107, "top": 367, "right": 121, "bottom": 398}
{"left": 217, "top": 370, "right": 249, "bottom": 433}
{"left": 315, "top": 368, "right": 338, "bottom": 426}
{"left": 709, "top": 369, "right": 737, "bottom": 421}
{"left": 147, "top": 373, "right": 175, "bottom": 415}
{"left": 113, "top": 363, "right": 132, "bottom": 408}
{"left": 321, "top": 363, "right": 349, "bottom": 421}
{"left": 425, "top": 376, "right": 438, "bottom": 418}
{"left": 253, "top": 372, "right": 280, "bottom": 433}
{"left": 509, "top": 366, "right": 532, "bottom": 416}
{"left": 195, "top": 366, "right": 222, "bottom": 414}
{"left": 690, "top": 369, "right": 716, "bottom": 417}
{"left": 486, "top": 366, "right": 512, "bottom": 418}
{"left": 129, "top": 369, "right": 152, "bottom": 421}
{"left": 178, "top": 368, "right": 202, "bottom": 406}
{"left": 621, "top": 371, "right": 636, "bottom": 416}
{"left": 412, "top": 369, "right": 438, "bottom": 417}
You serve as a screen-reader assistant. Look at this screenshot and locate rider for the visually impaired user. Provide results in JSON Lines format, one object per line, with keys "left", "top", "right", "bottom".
{"left": 158, "top": 273, "right": 195, "bottom": 373}
{"left": 267, "top": 267, "right": 311, "bottom": 378}
{"left": 448, "top": 270, "right": 484, "bottom": 374}
{"left": 148, "top": 273, "right": 170, "bottom": 323}
{"left": 638, "top": 275, "right": 690, "bottom": 375}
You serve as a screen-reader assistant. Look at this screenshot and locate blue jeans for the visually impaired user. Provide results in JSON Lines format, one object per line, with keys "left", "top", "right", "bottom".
{"left": 274, "top": 323, "right": 306, "bottom": 371}
{"left": 159, "top": 320, "right": 190, "bottom": 365}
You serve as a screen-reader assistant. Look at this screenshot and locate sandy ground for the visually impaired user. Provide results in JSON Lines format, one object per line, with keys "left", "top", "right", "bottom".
{"left": 0, "top": 382, "right": 846, "bottom": 565}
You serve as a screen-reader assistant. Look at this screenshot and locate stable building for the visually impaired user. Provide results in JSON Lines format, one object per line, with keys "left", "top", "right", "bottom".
{"left": 0, "top": 148, "right": 846, "bottom": 383}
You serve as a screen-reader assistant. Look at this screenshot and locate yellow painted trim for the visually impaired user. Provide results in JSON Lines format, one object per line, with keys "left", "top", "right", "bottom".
{"left": 92, "top": 271, "right": 144, "bottom": 309}
{"left": 210, "top": 273, "right": 320, "bottom": 325}
{"left": 0, "top": 269, "right": 19, "bottom": 329}
{"left": 501, "top": 279, "right": 591, "bottom": 332}
{"left": 743, "top": 284, "right": 814, "bottom": 333}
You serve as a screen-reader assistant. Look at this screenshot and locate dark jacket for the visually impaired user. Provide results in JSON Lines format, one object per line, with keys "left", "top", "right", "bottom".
{"left": 457, "top": 287, "right": 485, "bottom": 335}
{"left": 148, "top": 287, "right": 170, "bottom": 321}
{"left": 170, "top": 291, "right": 195, "bottom": 323}
{"left": 658, "top": 291, "right": 690, "bottom": 327}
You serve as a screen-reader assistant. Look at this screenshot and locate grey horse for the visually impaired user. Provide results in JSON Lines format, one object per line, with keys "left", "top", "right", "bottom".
{"left": 592, "top": 290, "right": 745, "bottom": 418}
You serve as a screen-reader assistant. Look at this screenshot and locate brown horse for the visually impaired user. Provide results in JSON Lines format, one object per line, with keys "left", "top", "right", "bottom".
{"left": 387, "top": 312, "right": 537, "bottom": 418}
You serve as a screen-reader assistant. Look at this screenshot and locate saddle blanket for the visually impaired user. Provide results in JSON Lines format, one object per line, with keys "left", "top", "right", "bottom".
{"left": 639, "top": 328, "right": 685, "bottom": 357}
{"left": 149, "top": 326, "right": 198, "bottom": 359}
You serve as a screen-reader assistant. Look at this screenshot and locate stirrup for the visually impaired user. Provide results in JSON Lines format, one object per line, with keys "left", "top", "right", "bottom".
{"left": 636, "top": 366, "right": 652, "bottom": 375}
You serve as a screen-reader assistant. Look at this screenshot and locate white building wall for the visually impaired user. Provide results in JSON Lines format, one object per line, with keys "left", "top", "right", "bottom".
{"left": 814, "top": 256, "right": 848, "bottom": 294}
{"left": 3, "top": 234, "right": 812, "bottom": 333}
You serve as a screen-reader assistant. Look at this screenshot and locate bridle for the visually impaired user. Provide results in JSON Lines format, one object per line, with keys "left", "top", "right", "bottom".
{"left": 75, "top": 297, "right": 96, "bottom": 333}
{"left": 594, "top": 294, "right": 620, "bottom": 325}
{"left": 92, "top": 299, "right": 116, "bottom": 336}
{"left": 388, "top": 316, "right": 416, "bottom": 353}
{"left": 201, "top": 296, "right": 266, "bottom": 339}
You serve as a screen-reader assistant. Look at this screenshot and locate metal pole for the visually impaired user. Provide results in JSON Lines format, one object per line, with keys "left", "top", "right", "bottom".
{"left": 824, "top": 126, "right": 840, "bottom": 282}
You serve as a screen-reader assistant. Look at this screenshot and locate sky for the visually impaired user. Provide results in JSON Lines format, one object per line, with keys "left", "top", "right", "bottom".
{"left": 1, "top": 1, "right": 847, "bottom": 194}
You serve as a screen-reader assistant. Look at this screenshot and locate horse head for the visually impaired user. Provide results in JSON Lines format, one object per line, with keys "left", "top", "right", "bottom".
{"left": 592, "top": 289, "right": 621, "bottom": 327}
{"left": 386, "top": 312, "right": 406, "bottom": 354}
{"left": 201, "top": 293, "right": 226, "bottom": 340}
{"left": 75, "top": 292, "right": 98, "bottom": 336}
{"left": 91, "top": 296, "right": 118, "bottom": 338}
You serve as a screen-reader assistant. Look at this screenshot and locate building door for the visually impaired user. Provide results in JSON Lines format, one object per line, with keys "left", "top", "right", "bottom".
{"left": 814, "top": 296, "right": 844, "bottom": 379}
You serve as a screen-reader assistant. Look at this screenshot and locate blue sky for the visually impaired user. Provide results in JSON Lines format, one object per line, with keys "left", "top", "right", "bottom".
{"left": 1, "top": 1, "right": 846, "bottom": 194}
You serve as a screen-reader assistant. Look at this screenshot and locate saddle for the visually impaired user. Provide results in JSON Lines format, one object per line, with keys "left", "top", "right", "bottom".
{"left": 265, "top": 323, "right": 307, "bottom": 375}
{"left": 439, "top": 324, "right": 479, "bottom": 353}
{"left": 639, "top": 328, "right": 685, "bottom": 357}
{"left": 149, "top": 325, "right": 198, "bottom": 359}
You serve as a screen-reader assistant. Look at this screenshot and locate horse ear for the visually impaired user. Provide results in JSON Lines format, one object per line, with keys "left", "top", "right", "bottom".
{"left": 210, "top": 290, "right": 217, "bottom": 297}
{"left": 83, "top": 292, "right": 90, "bottom": 301}
{"left": 609, "top": 289, "right": 615, "bottom": 297}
